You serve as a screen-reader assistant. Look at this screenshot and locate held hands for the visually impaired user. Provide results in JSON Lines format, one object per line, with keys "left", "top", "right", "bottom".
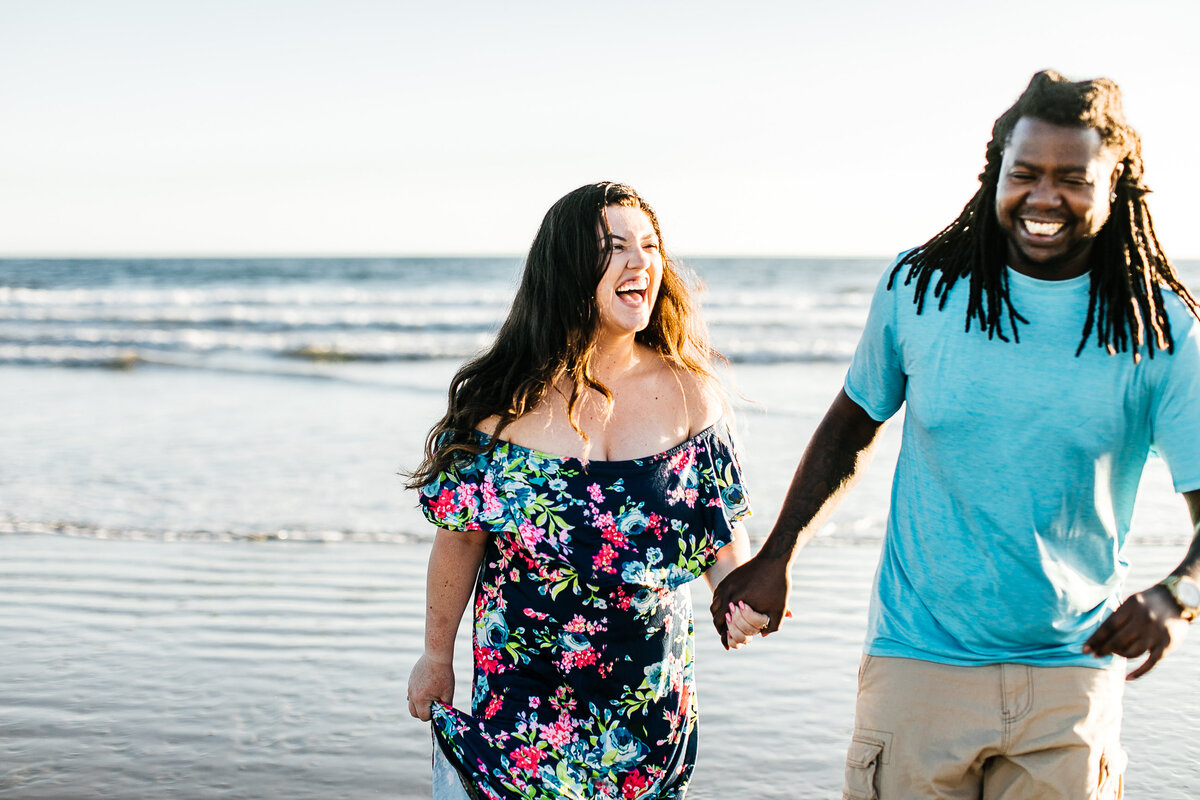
{"left": 1083, "top": 584, "right": 1190, "bottom": 680}
{"left": 710, "top": 556, "right": 792, "bottom": 650}
{"left": 407, "top": 652, "right": 455, "bottom": 721}
{"left": 723, "top": 601, "right": 770, "bottom": 649}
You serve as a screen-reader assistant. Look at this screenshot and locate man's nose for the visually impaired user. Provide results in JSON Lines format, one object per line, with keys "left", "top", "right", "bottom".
{"left": 1026, "top": 177, "right": 1063, "bottom": 208}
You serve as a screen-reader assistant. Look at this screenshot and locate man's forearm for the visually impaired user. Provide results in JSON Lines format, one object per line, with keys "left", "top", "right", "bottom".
{"left": 759, "top": 389, "right": 887, "bottom": 561}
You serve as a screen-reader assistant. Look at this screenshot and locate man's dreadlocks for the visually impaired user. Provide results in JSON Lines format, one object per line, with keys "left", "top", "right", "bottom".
{"left": 890, "top": 70, "right": 1199, "bottom": 359}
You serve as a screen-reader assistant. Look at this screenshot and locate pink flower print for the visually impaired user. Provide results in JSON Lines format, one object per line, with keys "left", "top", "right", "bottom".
{"left": 564, "top": 614, "right": 589, "bottom": 633}
{"left": 667, "top": 486, "right": 699, "bottom": 508}
{"left": 592, "top": 543, "right": 618, "bottom": 574}
{"left": 481, "top": 477, "right": 502, "bottom": 515}
{"left": 540, "top": 718, "right": 574, "bottom": 748}
{"left": 528, "top": 696, "right": 540, "bottom": 709}
{"left": 476, "top": 648, "right": 503, "bottom": 674}
{"left": 679, "top": 681, "right": 693, "bottom": 717}
{"left": 588, "top": 483, "right": 604, "bottom": 503}
{"left": 431, "top": 487, "right": 457, "bottom": 520}
{"left": 511, "top": 745, "right": 544, "bottom": 773}
{"left": 483, "top": 695, "right": 503, "bottom": 719}
{"left": 595, "top": 511, "right": 615, "bottom": 529}
{"left": 622, "top": 771, "right": 649, "bottom": 799}
{"left": 549, "top": 687, "right": 577, "bottom": 713}
{"left": 601, "top": 527, "right": 629, "bottom": 549}
{"left": 661, "top": 708, "right": 682, "bottom": 740}
{"left": 456, "top": 482, "right": 479, "bottom": 510}
{"left": 557, "top": 646, "right": 599, "bottom": 673}
{"left": 668, "top": 446, "right": 696, "bottom": 475}
{"left": 517, "top": 519, "right": 545, "bottom": 548}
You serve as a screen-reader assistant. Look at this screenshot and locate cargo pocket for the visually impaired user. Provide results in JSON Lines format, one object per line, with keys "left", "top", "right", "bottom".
{"left": 1098, "top": 745, "right": 1127, "bottom": 800}
{"left": 843, "top": 734, "right": 886, "bottom": 800}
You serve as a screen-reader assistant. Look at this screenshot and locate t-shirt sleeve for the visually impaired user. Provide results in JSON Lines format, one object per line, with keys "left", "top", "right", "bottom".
{"left": 1149, "top": 300, "right": 1200, "bottom": 493}
{"left": 844, "top": 259, "right": 907, "bottom": 421}
{"left": 416, "top": 447, "right": 505, "bottom": 533}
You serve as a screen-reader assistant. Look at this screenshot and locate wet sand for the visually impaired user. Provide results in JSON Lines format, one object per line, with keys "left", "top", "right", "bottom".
{"left": 3, "top": 533, "right": 1199, "bottom": 798}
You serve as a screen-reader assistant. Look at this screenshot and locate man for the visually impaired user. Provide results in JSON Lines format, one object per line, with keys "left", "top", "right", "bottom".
{"left": 712, "top": 71, "right": 1200, "bottom": 799}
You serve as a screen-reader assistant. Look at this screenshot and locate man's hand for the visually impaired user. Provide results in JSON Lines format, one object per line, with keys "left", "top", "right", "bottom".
{"left": 710, "top": 556, "right": 791, "bottom": 649}
{"left": 1083, "top": 584, "right": 1190, "bottom": 680}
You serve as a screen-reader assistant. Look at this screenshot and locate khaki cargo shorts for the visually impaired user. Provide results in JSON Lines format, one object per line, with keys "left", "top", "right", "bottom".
{"left": 843, "top": 655, "right": 1126, "bottom": 800}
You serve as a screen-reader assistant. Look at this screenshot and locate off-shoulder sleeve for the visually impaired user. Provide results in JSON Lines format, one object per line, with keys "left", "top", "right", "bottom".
{"left": 415, "top": 446, "right": 508, "bottom": 533}
{"left": 697, "top": 422, "right": 752, "bottom": 548}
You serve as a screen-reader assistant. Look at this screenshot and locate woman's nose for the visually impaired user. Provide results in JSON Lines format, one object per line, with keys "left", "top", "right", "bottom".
{"left": 627, "top": 246, "right": 651, "bottom": 267}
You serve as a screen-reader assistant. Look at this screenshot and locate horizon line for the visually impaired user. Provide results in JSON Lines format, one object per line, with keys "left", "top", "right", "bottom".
{"left": 0, "top": 251, "right": 904, "bottom": 262}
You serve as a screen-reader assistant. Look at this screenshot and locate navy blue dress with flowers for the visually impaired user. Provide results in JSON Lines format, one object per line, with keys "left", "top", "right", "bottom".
{"left": 417, "top": 422, "right": 751, "bottom": 800}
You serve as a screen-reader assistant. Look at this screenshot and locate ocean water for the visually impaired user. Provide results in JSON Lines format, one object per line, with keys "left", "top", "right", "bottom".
{"left": 0, "top": 256, "right": 890, "bottom": 543}
{"left": 2, "top": 255, "right": 1197, "bottom": 545}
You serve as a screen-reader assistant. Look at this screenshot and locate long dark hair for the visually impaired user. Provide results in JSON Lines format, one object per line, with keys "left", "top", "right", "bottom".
{"left": 890, "top": 69, "right": 1199, "bottom": 359}
{"left": 405, "top": 182, "right": 720, "bottom": 488}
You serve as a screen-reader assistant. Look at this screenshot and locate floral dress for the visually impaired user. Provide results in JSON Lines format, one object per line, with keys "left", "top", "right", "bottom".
{"left": 417, "top": 422, "right": 751, "bottom": 800}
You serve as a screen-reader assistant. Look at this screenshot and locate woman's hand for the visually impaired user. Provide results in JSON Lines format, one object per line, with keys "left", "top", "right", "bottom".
{"left": 722, "top": 600, "right": 770, "bottom": 649}
{"left": 407, "top": 652, "right": 455, "bottom": 721}
{"left": 711, "top": 556, "right": 791, "bottom": 649}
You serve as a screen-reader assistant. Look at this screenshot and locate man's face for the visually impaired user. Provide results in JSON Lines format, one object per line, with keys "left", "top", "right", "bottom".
{"left": 995, "top": 116, "right": 1123, "bottom": 280}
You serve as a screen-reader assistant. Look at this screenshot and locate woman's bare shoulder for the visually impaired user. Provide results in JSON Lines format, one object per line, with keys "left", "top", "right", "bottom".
{"left": 477, "top": 407, "right": 561, "bottom": 447}
{"left": 671, "top": 367, "right": 726, "bottom": 435}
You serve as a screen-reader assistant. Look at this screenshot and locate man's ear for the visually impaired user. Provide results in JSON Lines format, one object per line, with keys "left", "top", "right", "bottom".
{"left": 1109, "top": 161, "right": 1126, "bottom": 196}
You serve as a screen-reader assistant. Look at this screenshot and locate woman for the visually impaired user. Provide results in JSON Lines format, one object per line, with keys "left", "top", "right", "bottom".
{"left": 405, "top": 182, "right": 767, "bottom": 800}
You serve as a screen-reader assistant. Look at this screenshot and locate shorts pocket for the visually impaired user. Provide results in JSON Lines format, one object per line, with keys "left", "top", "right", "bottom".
{"left": 843, "top": 734, "right": 886, "bottom": 800}
{"left": 1098, "top": 745, "right": 1127, "bottom": 800}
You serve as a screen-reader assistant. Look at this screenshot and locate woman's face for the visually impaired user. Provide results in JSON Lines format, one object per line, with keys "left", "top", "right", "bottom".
{"left": 594, "top": 205, "right": 663, "bottom": 341}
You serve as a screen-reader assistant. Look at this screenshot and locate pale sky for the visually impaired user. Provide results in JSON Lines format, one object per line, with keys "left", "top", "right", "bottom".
{"left": 3, "top": 0, "right": 1198, "bottom": 258}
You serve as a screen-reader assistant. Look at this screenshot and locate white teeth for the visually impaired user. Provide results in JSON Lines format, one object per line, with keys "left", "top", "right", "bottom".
{"left": 1023, "top": 220, "right": 1065, "bottom": 237}
{"left": 617, "top": 277, "right": 648, "bottom": 292}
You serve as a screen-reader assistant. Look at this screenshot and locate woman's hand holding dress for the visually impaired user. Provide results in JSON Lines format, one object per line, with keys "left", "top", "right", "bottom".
{"left": 406, "top": 528, "right": 488, "bottom": 721}
{"left": 407, "top": 652, "right": 455, "bottom": 722}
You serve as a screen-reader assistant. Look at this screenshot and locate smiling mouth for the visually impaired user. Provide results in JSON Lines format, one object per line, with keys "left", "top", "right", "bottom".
{"left": 616, "top": 277, "right": 648, "bottom": 304}
{"left": 1021, "top": 219, "right": 1066, "bottom": 237}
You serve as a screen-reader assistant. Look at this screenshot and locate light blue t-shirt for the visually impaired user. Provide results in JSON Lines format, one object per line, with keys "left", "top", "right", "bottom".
{"left": 845, "top": 257, "right": 1200, "bottom": 667}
